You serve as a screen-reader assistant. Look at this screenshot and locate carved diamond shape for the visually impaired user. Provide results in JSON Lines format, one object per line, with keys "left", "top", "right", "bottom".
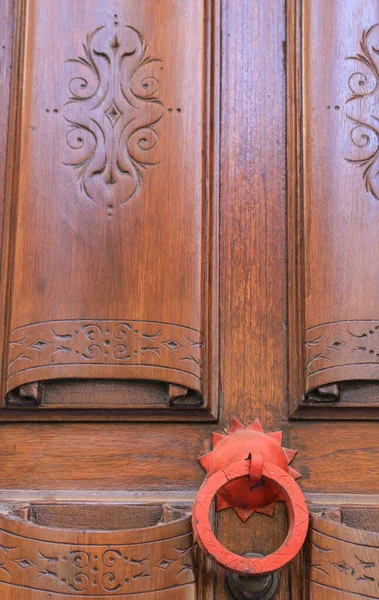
{"left": 105, "top": 101, "right": 123, "bottom": 127}
{"left": 13, "top": 557, "right": 36, "bottom": 570}
{"left": 28, "top": 339, "right": 51, "bottom": 351}
{"left": 330, "top": 340, "right": 344, "bottom": 350}
{"left": 156, "top": 557, "right": 175, "bottom": 570}
{"left": 162, "top": 340, "right": 182, "bottom": 352}
{"left": 332, "top": 561, "right": 353, "bottom": 574}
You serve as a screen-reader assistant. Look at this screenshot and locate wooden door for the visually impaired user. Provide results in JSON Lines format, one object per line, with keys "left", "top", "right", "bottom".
{"left": 0, "top": 0, "right": 378, "bottom": 598}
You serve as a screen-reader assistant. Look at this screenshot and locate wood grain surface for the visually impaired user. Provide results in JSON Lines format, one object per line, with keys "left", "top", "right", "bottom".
{"left": 216, "top": 0, "right": 290, "bottom": 596}
{"left": 0, "top": 510, "right": 197, "bottom": 598}
{"left": 309, "top": 513, "right": 379, "bottom": 599}
{"left": 289, "top": 0, "right": 379, "bottom": 413}
{"left": 0, "top": 0, "right": 220, "bottom": 410}
{"left": 0, "top": 1, "right": 378, "bottom": 598}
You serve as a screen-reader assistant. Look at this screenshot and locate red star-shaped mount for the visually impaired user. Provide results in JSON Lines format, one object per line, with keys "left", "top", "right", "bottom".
{"left": 198, "top": 418, "right": 302, "bottom": 522}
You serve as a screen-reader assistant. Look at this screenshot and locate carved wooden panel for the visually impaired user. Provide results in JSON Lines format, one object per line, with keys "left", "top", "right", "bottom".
{"left": 308, "top": 513, "right": 379, "bottom": 599}
{"left": 63, "top": 23, "right": 164, "bottom": 210}
{"left": 0, "top": 512, "right": 196, "bottom": 598}
{"left": 288, "top": 0, "right": 379, "bottom": 416}
{"left": 0, "top": 0, "right": 219, "bottom": 416}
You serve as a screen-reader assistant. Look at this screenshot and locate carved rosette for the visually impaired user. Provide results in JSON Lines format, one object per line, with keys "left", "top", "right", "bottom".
{"left": 63, "top": 22, "right": 164, "bottom": 215}
{"left": 0, "top": 514, "right": 196, "bottom": 597}
{"left": 305, "top": 320, "right": 379, "bottom": 391}
{"left": 7, "top": 320, "right": 203, "bottom": 394}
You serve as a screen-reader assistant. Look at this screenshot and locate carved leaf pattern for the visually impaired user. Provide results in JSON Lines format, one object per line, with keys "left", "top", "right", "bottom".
{"left": 63, "top": 21, "right": 164, "bottom": 214}
{"left": 345, "top": 23, "right": 379, "bottom": 201}
{"left": 0, "top": 529, "right": 196, "bottom": 595}
{"left": 305, "top": 320, "right": 379, "bottom": 384}
{"left": 7, "top": 320, "right": 204, "bottom": 391}
{"left": 309, "top": 523, "right": 379, "bottom": 597}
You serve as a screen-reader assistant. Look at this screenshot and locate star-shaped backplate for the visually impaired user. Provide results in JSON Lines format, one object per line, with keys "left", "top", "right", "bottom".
{"left": 198, "top": 418, "right": 301, "bottom": 522}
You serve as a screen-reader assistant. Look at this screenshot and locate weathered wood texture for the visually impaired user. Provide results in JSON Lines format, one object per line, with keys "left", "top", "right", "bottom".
{"left": 309, "top": 513, "right": 379, "bottom": 599}
{"left": 0, "top": 0, "right": 219, "bottom": 411}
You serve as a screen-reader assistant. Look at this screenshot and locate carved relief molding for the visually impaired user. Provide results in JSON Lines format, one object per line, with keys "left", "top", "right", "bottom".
{"left": 287, "top": 3, "right": 379, "bottom": 414}
{"left": 305, "top": 321, "right": 379, "bottom": 392}
{"left": 345, "top": 23, "right": 379, "bottom": 201}
{"left": 0, "top": 514, "right": 196, "bottom": 597}
{"left": 7, "top": 320, "right": 203, "bottom": 394}
{"left": 308, "top": 514, "right": 379, "bottom": 598}
{"left": 64, "top": 21, "right": 164, "bottom": 214}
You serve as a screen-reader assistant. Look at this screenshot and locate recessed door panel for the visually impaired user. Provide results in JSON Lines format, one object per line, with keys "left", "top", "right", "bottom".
{"left": 288, "top": 0, "right": 379, "bottom": 415}
{"left": 0, "top": 0, "right": 220, "bottom": 416}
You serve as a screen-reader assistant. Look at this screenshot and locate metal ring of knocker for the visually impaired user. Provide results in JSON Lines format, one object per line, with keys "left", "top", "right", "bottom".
{"left": 192, "top": 418, "right": 309, "bottom": 578}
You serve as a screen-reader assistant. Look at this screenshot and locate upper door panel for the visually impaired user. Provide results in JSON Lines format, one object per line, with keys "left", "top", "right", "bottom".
{"left": 0, "top": 0, "right": 220, "bottom": 418}
{"left": 288, "top": 0, "right": 379, "bottom": 416}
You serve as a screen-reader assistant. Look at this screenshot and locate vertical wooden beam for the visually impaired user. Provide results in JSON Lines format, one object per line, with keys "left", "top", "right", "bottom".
{"left": 218, "top": 0, "right": 289, "bottom": 597}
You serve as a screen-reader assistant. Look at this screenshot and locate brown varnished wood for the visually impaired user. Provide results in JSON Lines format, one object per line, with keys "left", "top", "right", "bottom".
{"left": 309, "top": 512, "right": 379, "bottom": 599}
{"left": 289, "top": 0, "right": 379, "bottom": 417}
{"left": 289, "top": 421, "right": 379, "bottom": 494}
{"left": 0, "top": 423, "right": 212, "bottom": 493}
{"left": 0, "top": 0, "right": 220, "bottom": 415}
{"left": 287, "top": 0, "right": 305, "bottom": 419}
{"left": 0, "top": 509, "right": 197, "bottom": 598}
{"left": 0, "top": 421, "right": 376, "bottom": 500}
{"left": 219, "top": 0, "right": 287, "bottom": 432}
{"left": 217, "top": 0, "right": 289, "bottom": 597}
{"left": 0, "top": 0, "right": 379, "bottom": 598}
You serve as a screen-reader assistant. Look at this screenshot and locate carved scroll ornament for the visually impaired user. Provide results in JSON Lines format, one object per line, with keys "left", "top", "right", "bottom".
{"left": 0, "top": 513, "right": 196, "bottom": 597}
{"left": 7, "top": 320, "right": 203, "bottom": 394}
{"left": 64, "top": 22, "right": 163, "bottom": 215}
{"left": 345, "top": 23, "right": 379, "bottom": 201}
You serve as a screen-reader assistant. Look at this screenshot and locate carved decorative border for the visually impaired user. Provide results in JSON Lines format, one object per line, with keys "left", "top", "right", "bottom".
{"left": 309, "top": 515, "right": 379, "bottom": 598}
{"left": 0, "top": 518, "right": 196, "bottom": 596}
{"left": 7, "top": 320, "right": 203, "bottom": 392}
{"left": 305, "top": 321, "right": 379, "bottom": 389}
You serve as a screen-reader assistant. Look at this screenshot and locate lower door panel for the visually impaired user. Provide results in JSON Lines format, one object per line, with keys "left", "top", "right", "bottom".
{"left": 0, "top": 503, "right": 196, "bottom": 599}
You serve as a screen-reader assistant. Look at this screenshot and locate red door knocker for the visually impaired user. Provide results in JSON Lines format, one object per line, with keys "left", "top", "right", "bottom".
{"left": 192, "top": 418, "right": 309, "bottom": 576}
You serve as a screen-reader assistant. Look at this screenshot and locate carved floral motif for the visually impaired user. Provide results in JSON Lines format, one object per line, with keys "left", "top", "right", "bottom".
{"left": 63, "top": 21, "right": 164, "bottom": 214}
{"left": 7, "top": 320, "right": 203, "bottom": 391}
{"left": 0, "top": 526, "right": 196, "bottom": 595}
{"left": 345, "top": 23, "right": 379, "bottom": 200}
